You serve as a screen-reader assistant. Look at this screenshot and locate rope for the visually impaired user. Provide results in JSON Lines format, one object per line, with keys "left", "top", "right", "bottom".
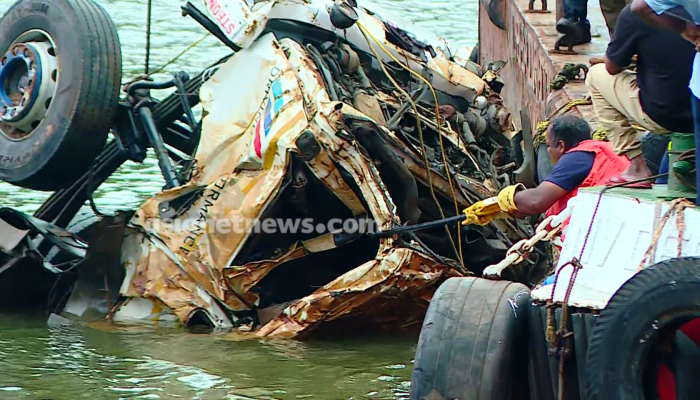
{"left": 533, "top": 98, "right": 592, "bottom": 147}
{"left": 677, "top": 199, "right": 686, "bottom": 257}
{"left": 357, "top": 21, "right": 465, "bottom": 267}
{"left": 637, "top": 198, "right": 693, "bottom": 271}
{"left": 149, "top": 34, "right": 211, "bottom": 77}
{"left": 126, "top": 33, "right": 211, "bottom": 87}
{"left": 548, "top": 63, "right": 589, "bottom": 91}
{"left": 545, "top": 184, "right": 607, "bottom": 399}
{"left": 87, "top": 161, "right": 105, "bottom": 217}
{"left": 532, "top": 98, "right": 645, "bottom": 147}
{"left": 145, "top": 0, "right": 152, "bottom": 74}
{"left": 592, "top": 126, "right": 607, "bottom": 141}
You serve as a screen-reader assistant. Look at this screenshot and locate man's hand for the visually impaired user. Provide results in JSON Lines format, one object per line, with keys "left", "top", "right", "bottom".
{"left": 462, "top": 184, "right": 524, "bottom": 226}
{"left": 589, "top": 56, "right": 605, "bottom": 65}
{"left": 462, "top": 197, "right": 506, "bottom": 226}
{"left": 682, "top": 23, "right": 700, "bottom": 51}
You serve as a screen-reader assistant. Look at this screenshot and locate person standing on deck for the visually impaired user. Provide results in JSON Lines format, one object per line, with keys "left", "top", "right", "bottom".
{"left": 585, "top": 3, "right": 696, "bottom": 188}
{"left": 557, "top": 0, "right": 632, "bottom": 46}
{"left": 631, "top": 0, "right": 700, "bottom": 203}
{"left": 602, "top": 0, "right": 633, "bottom": 35}
{"left": 557, "top": 0, "right": 592, "bottom": 46}
{"left": 461, "top": 115, "right": 629, "bottom": 231}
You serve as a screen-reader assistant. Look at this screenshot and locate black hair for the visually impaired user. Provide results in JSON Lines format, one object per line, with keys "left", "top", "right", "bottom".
{"left": 548, "top": 114, "right": 592, "bottom": 148}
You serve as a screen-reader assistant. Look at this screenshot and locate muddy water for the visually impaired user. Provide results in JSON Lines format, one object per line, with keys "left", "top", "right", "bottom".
{"left": 0, "top": 0, "right": 477, "bottom": 398}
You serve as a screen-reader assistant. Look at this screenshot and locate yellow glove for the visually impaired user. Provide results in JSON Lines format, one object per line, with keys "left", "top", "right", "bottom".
{"left": 497, "top": 183, "right": 524, "bottom": 213}
{"left": 462, "top": 184, "right": 524, "bottom": 226}
{"left": 462, "top": 197, "right": 508, "bottom": 226}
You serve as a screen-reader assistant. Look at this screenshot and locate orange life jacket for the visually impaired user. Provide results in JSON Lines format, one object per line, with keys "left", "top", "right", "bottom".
{"left": 545, "top": 139, "right": 630, "bottom": 229}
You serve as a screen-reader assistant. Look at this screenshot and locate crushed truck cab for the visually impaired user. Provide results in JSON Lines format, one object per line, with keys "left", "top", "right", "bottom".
{"left": 0, "top": 0, "right": 545, "bottom": 338}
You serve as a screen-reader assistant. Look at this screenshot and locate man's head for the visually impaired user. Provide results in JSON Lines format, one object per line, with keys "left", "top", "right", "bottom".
{"left": 546, "top": 114, "right": 592, "bottom": 163}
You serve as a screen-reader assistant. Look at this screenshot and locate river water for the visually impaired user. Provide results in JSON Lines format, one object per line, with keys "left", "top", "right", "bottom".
{"left": 0, "top": 0, "right": 477, "bottom": 398}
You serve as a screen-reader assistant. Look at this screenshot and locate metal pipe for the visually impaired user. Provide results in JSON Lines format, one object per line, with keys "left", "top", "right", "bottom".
{"left": 181, "top": 2, "right": 241, "bottom": 51}
{"left": 139, "top": 107, "right": 181, "bottom": 188}
{"left": 371, "top": 214, "right": 466, "bottom": 238}
{"left": 173, "top": 72, "right": 198, "bottom": 132}
{"left": 127, "top": 78, "right": 176, "bottom": 96}
{"left": 387, "top": 84, "right": 429, "bottom": 129}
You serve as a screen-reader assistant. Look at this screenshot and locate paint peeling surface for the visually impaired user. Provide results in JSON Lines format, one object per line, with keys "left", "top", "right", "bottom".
{"left": 194, "top": 0, "right": 272, "bottom": 49}
{"left": 102, "top": 7, "right": 539, "bottom": 337}
{"left": 256, "top": 247, "right": 450, "bottom": 337}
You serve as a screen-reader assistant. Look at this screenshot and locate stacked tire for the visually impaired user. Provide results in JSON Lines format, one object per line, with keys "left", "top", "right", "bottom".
{"left": 410, "top": 277, "right": 531, "bottom": 400}
{"left": 585, "top": 257, "right": 700, "bottom": 400}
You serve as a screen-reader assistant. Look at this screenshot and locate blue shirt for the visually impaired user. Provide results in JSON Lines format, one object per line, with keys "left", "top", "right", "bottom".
{"left": 644, "top": 0, "right": 700, "bottom": 98}
{"left": 544, "top": 151, "right": 595, "bottom": 192}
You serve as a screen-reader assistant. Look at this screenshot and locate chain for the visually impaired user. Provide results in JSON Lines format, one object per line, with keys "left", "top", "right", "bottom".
{"left": 482, "top": 201, "right": 574, "bottom": 277}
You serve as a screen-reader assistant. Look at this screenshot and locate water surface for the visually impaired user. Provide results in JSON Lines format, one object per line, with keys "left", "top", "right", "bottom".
{"left": 0, "top": 314, "right": 416, "bottom": 399}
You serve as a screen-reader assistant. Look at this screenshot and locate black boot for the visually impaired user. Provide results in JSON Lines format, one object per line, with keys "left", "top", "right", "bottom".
{"left": 556, "top": 18, "right": 591, "bottom": 47}
{"left": 556, "top": 17, "right": 578, "bottom": 36}
{"left": 577, "top": 19, "right": 592, "bottom": 44}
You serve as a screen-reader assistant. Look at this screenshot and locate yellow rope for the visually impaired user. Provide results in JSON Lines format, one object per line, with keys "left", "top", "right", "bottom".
{"left": 592, "top": 127, "right": 607, "bottom": 141}
{"left": 125, "top": 33, "right": 212, "bottom": 87}
{"left": 148, "top": 33, "right": 211, "bottom": 77}
{"left": 356, "top": 21, "right": 464, "bottom": 267}
{"left": 533, "top": 98, "right": 592, "bottom": 148}
{"left": 532, "top": 98, "right": 645, "bottom": 147}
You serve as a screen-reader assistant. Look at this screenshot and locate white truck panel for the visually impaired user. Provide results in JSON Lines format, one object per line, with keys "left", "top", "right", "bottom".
{"left": 531, "top": 187, "right": 700, "bottom": 309}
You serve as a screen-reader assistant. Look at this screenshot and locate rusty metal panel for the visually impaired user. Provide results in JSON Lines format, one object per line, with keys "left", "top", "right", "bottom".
{"left": 255, "top": 246, "right": 452, "bottom": 337}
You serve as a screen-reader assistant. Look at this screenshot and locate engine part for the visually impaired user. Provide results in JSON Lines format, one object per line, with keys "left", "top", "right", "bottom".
{"left": 329, "top": 1, "right": 358, "bottom": 30}
{"left": 350, "top": 119, "right": 420, "bottom": 224}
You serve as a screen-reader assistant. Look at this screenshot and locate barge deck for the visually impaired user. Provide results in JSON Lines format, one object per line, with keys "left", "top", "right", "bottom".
{"left": 479, "top": 0, "right": 611, "bottom": 132}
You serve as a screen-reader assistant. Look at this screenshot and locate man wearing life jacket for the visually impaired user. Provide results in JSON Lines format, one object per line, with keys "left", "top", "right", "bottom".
{"left": 462, "top": 115, "right": 630, "bottom": 231}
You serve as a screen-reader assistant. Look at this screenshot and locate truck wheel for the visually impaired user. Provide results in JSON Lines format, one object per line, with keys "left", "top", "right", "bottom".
{"left": 0, "top": 0, "right": 122, "bottom": 190}
{"left": 585, "top": 257, "right": 700, "bottom": 400}
{"left": 410, "top": 277, "right": 531, "bottom": 400}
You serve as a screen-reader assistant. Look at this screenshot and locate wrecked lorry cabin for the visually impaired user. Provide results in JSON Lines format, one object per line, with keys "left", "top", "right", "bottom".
{"left": 0, "top": 0, "right": 546, "bottom": 337}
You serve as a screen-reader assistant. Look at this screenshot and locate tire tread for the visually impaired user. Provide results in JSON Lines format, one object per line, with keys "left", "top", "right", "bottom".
{"left": 585, "top": 257, "right": 700, "bottom": 400}
{"left": 410, "top": 277, "right": 530, "bottom": 400}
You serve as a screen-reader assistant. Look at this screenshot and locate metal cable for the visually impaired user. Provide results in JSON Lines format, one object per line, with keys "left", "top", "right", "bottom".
{"left": 145, "top": 0, "right": 152, "bottom": 74}
{"left": 357, "top": 22, "right": 465, "bottom": 268}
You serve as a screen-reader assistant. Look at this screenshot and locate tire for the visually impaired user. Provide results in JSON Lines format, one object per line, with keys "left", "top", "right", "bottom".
{"left": 469, "top": 41, "right": 480, "bottom": 64}
{"left": 410, "top": 277, "right": 531, "bottom": 400}
{"left": 640, "top": 132, "right": 669, "bottom": 176}
{"left": 537, "top": 143, "right": 553, "bottom": 184}
{"left": 585, "top": 257, "right": 700, "bottom": 400}
{"left": 0, "top": 0, "right": 122, "bottom": 190}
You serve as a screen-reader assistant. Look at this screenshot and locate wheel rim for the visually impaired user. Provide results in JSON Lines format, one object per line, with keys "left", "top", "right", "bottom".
{"left": 0, "top": 29, "right": 58, "bottom": 140}
{"left": 653, "top": 317, "right": 700, "bottom": 400}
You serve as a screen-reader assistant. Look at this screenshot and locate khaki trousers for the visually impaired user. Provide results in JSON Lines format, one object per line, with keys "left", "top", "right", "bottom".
{"left": 585, "top": 64, "right": 669, "bottom": 160}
